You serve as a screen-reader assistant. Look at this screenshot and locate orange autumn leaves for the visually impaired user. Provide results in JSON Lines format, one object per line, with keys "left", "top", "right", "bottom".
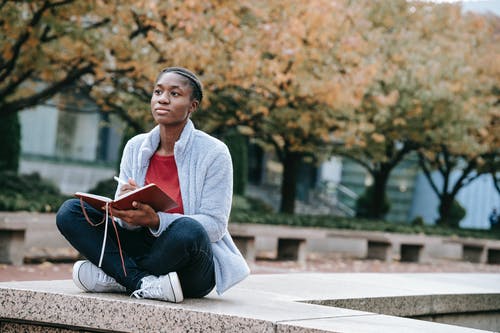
{"left": 1, "top": 0, "right": 498, "bottom": 164}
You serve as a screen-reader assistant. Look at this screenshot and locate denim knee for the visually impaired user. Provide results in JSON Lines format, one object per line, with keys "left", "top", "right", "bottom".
{"left": 168, "top": 217, "right": 210, "bottom": 245}
{"left": 56, "top": 198, "right": 81, "bottom": 232}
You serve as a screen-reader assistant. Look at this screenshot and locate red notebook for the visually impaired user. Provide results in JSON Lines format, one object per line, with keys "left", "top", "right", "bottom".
{"left": 75, "top": 183, "right": 178, "bottom": 212}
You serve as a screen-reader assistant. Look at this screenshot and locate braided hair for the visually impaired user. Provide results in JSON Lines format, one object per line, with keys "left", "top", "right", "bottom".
{"left": 156, "top": 67, "right": 203, "bottom": 105}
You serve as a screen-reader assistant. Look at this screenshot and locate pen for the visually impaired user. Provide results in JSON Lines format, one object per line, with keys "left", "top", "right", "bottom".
{"left": 114, "top": 176, "right": 128, "bottom": 186}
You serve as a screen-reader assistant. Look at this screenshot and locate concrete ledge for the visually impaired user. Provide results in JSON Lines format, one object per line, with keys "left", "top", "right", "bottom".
{"left": 0, "top": 215, "right": 28, "bottom": 265}
{"left": 1, "top": 273, "right": 499, "bottom": 332}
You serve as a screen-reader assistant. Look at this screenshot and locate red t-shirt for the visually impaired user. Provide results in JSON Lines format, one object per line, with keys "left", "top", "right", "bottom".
{"left": 145, "top": 153, "right": 184, "bottom": 214}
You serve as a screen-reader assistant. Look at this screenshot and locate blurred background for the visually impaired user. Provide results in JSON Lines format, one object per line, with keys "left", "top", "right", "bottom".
{"left": 0, "top": 0, "right": 499, "bottom": 232}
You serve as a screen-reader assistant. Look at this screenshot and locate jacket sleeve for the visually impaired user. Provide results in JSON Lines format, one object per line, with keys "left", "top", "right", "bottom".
{"left": 114, "top": 138, "right": 142, "bottom": 231}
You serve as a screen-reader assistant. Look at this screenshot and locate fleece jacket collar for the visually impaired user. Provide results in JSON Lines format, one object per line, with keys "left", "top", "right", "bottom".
{"left": 138, "top": 119, "right": 194, "bottom": 169}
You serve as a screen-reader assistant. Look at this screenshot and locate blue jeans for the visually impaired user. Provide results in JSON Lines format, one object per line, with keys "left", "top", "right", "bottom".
{"left": 56, "top": 198, "right": 215, "bottom": 298}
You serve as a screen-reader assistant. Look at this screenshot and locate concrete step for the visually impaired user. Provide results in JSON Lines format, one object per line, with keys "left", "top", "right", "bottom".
{"left": 1, "top": 273, "right": 499, "bottom": 332}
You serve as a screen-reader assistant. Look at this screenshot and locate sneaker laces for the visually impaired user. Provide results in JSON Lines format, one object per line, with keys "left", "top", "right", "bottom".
{"left": 131, "top": 276, "right": 158, "bottom": 299}
{"left": 97, "top": 268, "right": 117, "bottom": 285}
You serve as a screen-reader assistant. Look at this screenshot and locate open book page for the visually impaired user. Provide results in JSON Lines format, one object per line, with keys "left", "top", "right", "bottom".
{"left": 115, "top": 184, "right": 154, "bottom": 200}
{"left": 74, "top": 192, "right": 113, "bottom": 211}
{"left": 75, "top": 183, "right": 178, "bottom": 212}
{"left": 76, "top": 193, "right": 113, "bottom": 202}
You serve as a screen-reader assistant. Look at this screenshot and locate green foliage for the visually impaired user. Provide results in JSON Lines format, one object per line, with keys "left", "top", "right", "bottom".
{"left": 436, "top": 200, "right": 466, "bottom": 228}
{"left": 0, "top": 172, "right": 69, "bottom": 212}
{"left": 87, "top": 178, "right": 117, "bottom": 199}
{"left": 229, "top": 211, "right": 500, "bottom": 240}
{"left": 411, "top": 216, "right": 425, "bottom": 227}
{"left": 0, "top": 113, "right": 21, "bottom": 172}
{"left": 355, "top": 185, "right": 391, "bottom": 219}
{"left": 449, "top": 200, "right": 467, "bottom": 226}
{"left": 231, "top": 195, "right": 274, "bottom": 216}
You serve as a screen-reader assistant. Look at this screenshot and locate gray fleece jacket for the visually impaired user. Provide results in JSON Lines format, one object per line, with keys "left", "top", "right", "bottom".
{"left": 115, "top": 119, "right": 249, "bottom": 294}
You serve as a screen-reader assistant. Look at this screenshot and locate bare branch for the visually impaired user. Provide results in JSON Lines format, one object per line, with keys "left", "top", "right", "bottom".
{"left": 492, "top": 172, "right": 500, "bottom": 194}
{"left": 0, "top": 69, "right": 33, "bottom": 98}
{"left": 418, "top": 151, "right": 442, "bottom": 200}
{"left": 0, "top": 61, "right": 94, "bottom": 116}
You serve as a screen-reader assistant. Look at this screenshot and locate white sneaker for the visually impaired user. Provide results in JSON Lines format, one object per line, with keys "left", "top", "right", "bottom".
{"left": 72, "top": 260, "right": 126, "bottom": 293}
{"left": 131, "top": 272, "right": 184, "bottom": 303}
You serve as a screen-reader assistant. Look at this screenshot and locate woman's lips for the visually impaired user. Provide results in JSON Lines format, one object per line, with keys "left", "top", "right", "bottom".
{"left": 155, "top": 108, "right": 170, "bottom": 115}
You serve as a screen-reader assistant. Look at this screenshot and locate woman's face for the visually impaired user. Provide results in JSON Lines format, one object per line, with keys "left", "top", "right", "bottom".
{"left": 151, "top": 72, "right": 199, "bottom": 127}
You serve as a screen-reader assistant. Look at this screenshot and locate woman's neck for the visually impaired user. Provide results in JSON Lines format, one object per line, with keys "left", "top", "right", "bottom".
{"left": 156, "top": 123, "right": 186, "bottom": 156}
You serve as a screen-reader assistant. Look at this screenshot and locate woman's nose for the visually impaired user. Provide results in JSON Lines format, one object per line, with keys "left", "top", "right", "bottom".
{"left": 158, "top": 92, "right": 170, "bottom": 103}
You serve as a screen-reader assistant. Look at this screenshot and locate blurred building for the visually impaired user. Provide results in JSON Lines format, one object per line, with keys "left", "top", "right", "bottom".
{"left": 19, "top": 91, "right": 125, "bottom": 195}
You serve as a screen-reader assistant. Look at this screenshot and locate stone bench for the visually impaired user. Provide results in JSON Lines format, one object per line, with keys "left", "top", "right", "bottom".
{"left": 328, "top": 231, "right": 426, "bottom": 263}
{"left": 230, "top": 224, "right": 430, "bottom": 264}
{"left": 483, "top": 241, "right": 500, "bottom": 265}
{"left": 2, "top": 273, "right": 500, "bottom": 332}
{"left": 232, "top": 235, "right": 256, "bottom": 262}
{"left": 487, "top": 247, "right": 500, "bottom": 264}
{"left": 400, "top": 242, "right": 425, "bottom": 262}
{"left": 229, "top": 223, "right": 324, "bottom": 264}
{"left": 364, "top": 237, "right": 393, "bottom": 261}
{"left": 0, "top": 217, "right": 28, "bottom": 266}
{"left": 444, "top": 238, "right": 490, "bottom": 263}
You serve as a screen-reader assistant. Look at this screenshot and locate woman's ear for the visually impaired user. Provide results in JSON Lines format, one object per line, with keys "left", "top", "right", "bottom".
{"left": 189, "top": 100, "right": 199, "bottom": 114}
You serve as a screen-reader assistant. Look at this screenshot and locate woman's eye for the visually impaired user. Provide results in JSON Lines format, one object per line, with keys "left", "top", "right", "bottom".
{"left": 170, "top": 91, "right": 179, "bottom": 97}
{"left": 154, "top": 89, "right": 162, "bottom": 95}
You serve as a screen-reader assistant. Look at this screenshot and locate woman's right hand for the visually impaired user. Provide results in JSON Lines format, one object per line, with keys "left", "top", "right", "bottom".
{"left": 117, "top": 178, "right": 139, "bottom": 197}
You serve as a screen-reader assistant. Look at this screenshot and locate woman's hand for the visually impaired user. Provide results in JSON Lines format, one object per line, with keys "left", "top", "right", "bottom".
{"left": 117, "top": 178, "right": 139, "bottom": 197}
{"left": 113, "top": 178, "right": 160, "bottom": 229}
{"left": 110, "top": 201, "right": 160, "bottom": 230}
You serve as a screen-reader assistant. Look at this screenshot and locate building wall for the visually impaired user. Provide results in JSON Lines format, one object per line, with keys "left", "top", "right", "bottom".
{"left": 409, "top": 171, "right": 500, "bottom": 230}
{"left": 339, "top": 156, "right": 420, "bottom": 223}
{"left": 20, "top": 158, "right": 116, "bottom": 195}
{"left": 18, "top": 93, "right": 125, "bottom": 195}
{"left": 19, "top": 104, "right": 59, "bottom": 157}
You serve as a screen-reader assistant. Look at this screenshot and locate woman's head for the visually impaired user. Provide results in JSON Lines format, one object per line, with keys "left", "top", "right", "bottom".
{"left": 151, "top": 67, "right": 203, "bottom": 127}
{"left": 155, "top": 67, "right": 203, "bottom": 105}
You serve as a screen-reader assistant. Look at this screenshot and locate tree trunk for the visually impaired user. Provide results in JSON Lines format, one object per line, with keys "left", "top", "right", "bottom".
{"left": 437, "top": 193, "right": 454, "bottom": 227}
{"left": 0, "top": 112, "right": 21, "bottom": 173}
{"left": 368, "top": 169, "right": 390, "bottom": 219}
{"left": 280, "top": 150, "right": 301, "bottom": 214}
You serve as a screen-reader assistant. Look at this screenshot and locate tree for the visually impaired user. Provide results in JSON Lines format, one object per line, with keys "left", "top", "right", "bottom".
{"left": 484, "top": 15, "right": 500, "bottom": 195}
{"left": 334, "top": 1, "right": 499, "bottom": 219}
{"left": 0, "top": 1, "right": 110, "bottom": 116}
{"left": 416, "top": 10, "right": 500, "bottom": 227}
{"left": 85, "top": 0, "right": 378, "bottom": 214}
{"left": 201, "top": 0, "right": 377, "bottom": 213}
{"left": 331, "top": 0, "right": 438, "bottom": 218}
{"left": 0, "top": 1, "right": 114, "bottom": 172}
{"left": 86, "top": 1, "right": 269, "bottom": 133}
{"left": 0, "top": 1, "right": 252, "bottom": 164}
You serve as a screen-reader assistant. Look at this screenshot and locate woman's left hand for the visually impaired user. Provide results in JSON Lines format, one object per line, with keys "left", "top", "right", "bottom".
{"left": 110, "top": 201, "right": 160, "bottom": 229}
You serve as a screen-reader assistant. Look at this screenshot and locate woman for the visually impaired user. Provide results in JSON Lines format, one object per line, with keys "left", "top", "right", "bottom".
{"left": 56, "top": 67, "right": 249, "bottom": 302}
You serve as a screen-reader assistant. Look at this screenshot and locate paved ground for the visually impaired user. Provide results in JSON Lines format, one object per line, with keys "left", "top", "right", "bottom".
{"left": 2, "top": 253, "right": 500, "bottom": 283}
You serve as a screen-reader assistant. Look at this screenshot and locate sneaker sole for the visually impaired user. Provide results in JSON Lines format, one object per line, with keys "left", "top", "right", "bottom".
{"left": 168, "top": 272, "right": 184, "bottom": 303}
{"left": 72, "top": 260, "right": 89, "bottom": 292}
